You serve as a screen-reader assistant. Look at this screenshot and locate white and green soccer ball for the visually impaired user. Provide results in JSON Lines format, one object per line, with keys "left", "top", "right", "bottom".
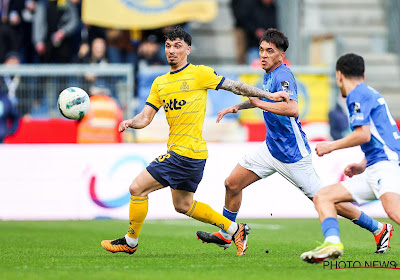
{"left": 57, "top": 87, "right": 90, "bottom": 120}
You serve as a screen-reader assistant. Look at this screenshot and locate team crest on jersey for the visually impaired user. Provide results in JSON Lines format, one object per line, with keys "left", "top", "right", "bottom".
{"left": 180, "top": 81, "right": 189, "bottom": 91}
{"left": 351, "top": 102, "right": 364, "bottom": 122}
{"left": 354, "top": 102, "right": 361, "bottom": 113}
{"left": 281, "top": 81, "right": 289, "bottom": 90}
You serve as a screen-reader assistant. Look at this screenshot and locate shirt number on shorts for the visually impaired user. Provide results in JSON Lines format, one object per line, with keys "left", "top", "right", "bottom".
{"left": 158, "top": 153, "right": 171, "bottom": 162}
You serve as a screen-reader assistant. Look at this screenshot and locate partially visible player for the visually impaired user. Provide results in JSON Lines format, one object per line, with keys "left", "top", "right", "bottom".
{"left": 301, "top": 53, "right": 399, "bottom": 263}
{"left": 196, "top": 29, "right": 392, "bottom": 255}
{"left": 100, "top": 26, "right": 289, "bottom": 256}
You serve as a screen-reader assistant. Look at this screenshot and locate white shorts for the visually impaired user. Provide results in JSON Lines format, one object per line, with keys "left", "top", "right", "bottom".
{"left": 239, "top": 142, "right": 322, "bottom": 198}
{"left": 341, "top": 160, "right": 400, "bottom": 205}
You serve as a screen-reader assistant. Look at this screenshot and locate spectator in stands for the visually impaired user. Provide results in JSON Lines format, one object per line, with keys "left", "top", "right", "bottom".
{"left": 234, "top": 0, "right": 277, "bottom": 65}
{"left": 69, "top": 0, "right": 106, "bottom": 63}
{"left": 138, "top": 34, "right": 166, "bottom": 66}
{"left": 1, "top": 51, "right": 38, "bottom": 117}
{"left": 230, "top": 0, "right": 248, "bottom": 64}
{"left": 0, "top": 0, "right": 19, "bottom": 63}
{"left": 1, "top": 51, "right": 20, "bottom": 105}
{"left": 76, "top": 37, "right": 109, "bottom": 92}
{"left": 74, "top": 24, "right": 105, "bottom": 63}
{"left": 8, "top": 0, "right": 37, "bottom": 63}
{"left": 75, "top": 37, "right": 108, "bottom": 64}
{"left": 105, "top": 28, "right": 140, "bottom": 65}
{"left": 32, "top": 0, "right": 79, "bottom": 63}
{"left": 66, "top": 0, "right": 81, "bottom": 60}
{"left": 0, "top": 80, "right": 20, "bottom": 143}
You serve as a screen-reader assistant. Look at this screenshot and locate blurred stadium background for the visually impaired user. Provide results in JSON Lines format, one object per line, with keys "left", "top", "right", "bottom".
{"left": 1, "top": 0, "right": 400, "bottom": 220}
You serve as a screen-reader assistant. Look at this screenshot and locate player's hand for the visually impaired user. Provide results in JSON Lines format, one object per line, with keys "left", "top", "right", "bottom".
{"left": 216, "top": 106, "right": 239, "bottom": 123}
{"left": 35, "top": 42, "right": 46, "bottom": 55}
{"left": 118, "top": 119, "right": 133, "bottom": 132}
{"left": 315, "top": 141, "right": 332, "bottom": 157}
{"left": 269, "top": 91, "right": 289, "bottom": 103}
{"left": 248, "top": 97, "right": 260, "bottom": 107}
{"left": 344, "top": 163, "right": 365, "bottom": 178}
{"left": 53, "top": 29, "right": 65, "bottom": 42}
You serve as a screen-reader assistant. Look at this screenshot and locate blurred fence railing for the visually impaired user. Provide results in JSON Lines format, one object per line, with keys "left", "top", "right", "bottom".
{"left": 1, "top": 63, "right": 333, "bottom": 122}
{"left": 0, "top": 64, "right": 135, "bottom": 119}
{"left": 385, "top": 0, "right": 400, "bottom": 66}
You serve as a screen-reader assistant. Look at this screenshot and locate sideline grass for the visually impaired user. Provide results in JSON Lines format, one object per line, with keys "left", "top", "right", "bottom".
{"left": 0, "top": 219, "right": 399, "bottom": 280}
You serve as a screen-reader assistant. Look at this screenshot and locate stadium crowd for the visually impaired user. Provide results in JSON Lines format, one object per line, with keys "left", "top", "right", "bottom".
{"left": 0, "top": 0, "right": 174, "bottom": 66}
{"left": 0, "top": 0, "right": 278, "bottom": 67}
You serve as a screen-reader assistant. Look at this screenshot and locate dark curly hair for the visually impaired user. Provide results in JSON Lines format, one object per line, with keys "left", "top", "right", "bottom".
{"left": 164, "top": 26, "right": 192, "bottom": 46}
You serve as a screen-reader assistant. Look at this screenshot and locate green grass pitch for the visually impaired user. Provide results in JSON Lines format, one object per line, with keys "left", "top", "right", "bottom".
{"left": 0, "top": 218, "right": 399, "bottom": 280}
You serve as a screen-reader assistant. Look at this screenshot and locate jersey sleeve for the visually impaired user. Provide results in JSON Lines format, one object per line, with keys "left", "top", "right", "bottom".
{"left": 347, "top": 91, "right": 373, "bottom": 128}
{"left": 145, "top": 78, "right": 162, "bottom": 111}
{"left": 197, "top": 65, "right": 225, "bottom": 90}
{"left": 274, "top": 71, "right": 298, "bottom": 102}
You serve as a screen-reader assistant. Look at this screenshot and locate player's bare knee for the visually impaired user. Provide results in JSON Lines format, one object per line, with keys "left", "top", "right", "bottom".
{"left": 174, "top": 203, "right": 191, "bottom": 214}
{"left": 129, "top": 182, "right": 143, "bottom": 197}
{"left": 224, "top": 178, "right": 241, "bottom": 194}
{"left": 312, "top": 191, "right": 330, "bottom": 207}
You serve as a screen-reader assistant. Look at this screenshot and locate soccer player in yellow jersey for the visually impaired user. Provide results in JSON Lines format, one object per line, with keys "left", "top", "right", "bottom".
{"left": 101, "top": 26, "right": 288, "bottom": 256}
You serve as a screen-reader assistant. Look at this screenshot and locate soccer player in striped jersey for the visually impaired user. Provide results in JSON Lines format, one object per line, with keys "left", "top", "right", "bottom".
{"left": 101, "top": 26, "right": 289, "bottom": 256}
{"left": 301, "top": 53, "right": 399, "bottom": 263}
{"left": 196, "top": 29, "right": 392, "bottom": 256}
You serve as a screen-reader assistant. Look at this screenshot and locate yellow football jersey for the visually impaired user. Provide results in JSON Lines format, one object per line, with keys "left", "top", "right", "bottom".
{"left": 146, "top": 63, "right": 225, "bottom": 159}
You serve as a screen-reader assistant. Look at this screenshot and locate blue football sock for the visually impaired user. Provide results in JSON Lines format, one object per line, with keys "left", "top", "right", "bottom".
{"left": 321, "top": 217, "right": 340, "bottom": 239}
{"left": 221, "top": 207, "right": 238, "bottom": 234}
{"left": 352, "top": 211, "right": 379, "bottom": 232}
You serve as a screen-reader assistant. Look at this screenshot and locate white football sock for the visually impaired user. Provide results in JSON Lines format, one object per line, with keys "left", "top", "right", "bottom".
{"left": 325, "top": 235, "right": 341, "bottom": 244}
{"left": 226, "top": 222, "right": 239, "bottom": 236}
{"left": 124, "top": 234, "right": 138, "bottom": 247}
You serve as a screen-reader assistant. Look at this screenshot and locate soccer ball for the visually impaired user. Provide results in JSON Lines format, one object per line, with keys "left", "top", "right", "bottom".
{"left": 57, "top": 87, "right": 90, "bottom": 120}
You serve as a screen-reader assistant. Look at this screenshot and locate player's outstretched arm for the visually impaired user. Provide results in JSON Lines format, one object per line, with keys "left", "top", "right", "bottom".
{"left": 315, "top": 125, "right": 371, "bottom": 156}
{"left": 119, "top": 105, "right": 157, "bottom": 132}
{"left": 220, "top": 78, "right": 289, "bottom": 102}
{"left": 247, "top": 97, "right": 298, "bottom": 117}
{"left": 216, "top": 100, "right": 254, "bottom": 123}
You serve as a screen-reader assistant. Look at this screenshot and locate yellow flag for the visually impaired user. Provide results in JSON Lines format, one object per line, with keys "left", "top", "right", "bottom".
{"left": 82, "top": 0, "right": 218, "bottom": 29}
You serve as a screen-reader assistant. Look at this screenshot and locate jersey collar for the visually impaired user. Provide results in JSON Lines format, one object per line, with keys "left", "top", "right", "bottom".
{"left": 170, "top": 63, "right": 190, "bottom": 74}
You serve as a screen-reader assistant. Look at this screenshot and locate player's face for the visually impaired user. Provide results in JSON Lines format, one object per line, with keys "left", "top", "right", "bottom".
{"left": 165, "top": 38, "right": 191, "bottom": 69}
{"left": 336, "top": 71, "right": 347, "bottom": 97}
{"left": 259, "top": 41, "right": 284, "bottom": 73}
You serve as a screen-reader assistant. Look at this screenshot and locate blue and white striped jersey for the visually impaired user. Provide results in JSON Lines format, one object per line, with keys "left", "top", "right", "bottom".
{"left": 262, "top": 64, "right": 311, "bottom": 163}
{"left": 347, "top": 83, "right": 400, "bottom": 167}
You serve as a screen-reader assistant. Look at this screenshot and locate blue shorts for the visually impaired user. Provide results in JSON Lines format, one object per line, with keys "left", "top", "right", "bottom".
{"left": 146, "top": 151, "right": 206, "bottom": 193}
